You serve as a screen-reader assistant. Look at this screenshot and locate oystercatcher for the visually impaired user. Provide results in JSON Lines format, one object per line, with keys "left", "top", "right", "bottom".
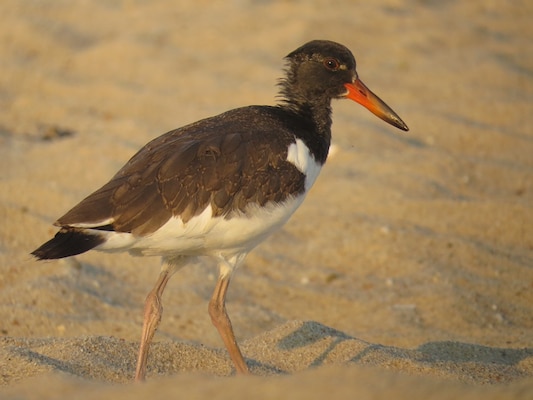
{"left": 32, "top": 40, "right": 408, "bottom": 380}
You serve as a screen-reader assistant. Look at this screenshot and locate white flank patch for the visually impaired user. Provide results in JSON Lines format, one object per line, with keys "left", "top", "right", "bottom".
{"left": 95, "top": 198, "right": 305, "bottom": 259}
{"left": 286, "top": 138, "right": 322, "bottom": 190}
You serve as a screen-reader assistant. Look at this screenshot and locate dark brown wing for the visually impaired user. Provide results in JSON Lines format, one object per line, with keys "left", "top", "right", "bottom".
{"left": 56, "top": 106, "right": 308, "bottom": 236}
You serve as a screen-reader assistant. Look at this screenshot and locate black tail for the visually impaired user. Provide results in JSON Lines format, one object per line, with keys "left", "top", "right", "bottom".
{"left": 31, "top": 228, "right": 105, "bottom": 260}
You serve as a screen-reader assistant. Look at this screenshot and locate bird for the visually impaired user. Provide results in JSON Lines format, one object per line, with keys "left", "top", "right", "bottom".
{"left": 32, "top": 39, "right": 408, "bottom": 381}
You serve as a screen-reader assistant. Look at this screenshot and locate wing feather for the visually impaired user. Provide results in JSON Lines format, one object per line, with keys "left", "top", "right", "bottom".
{"left": 55, "top": 106, "right": 309, "bottom": 236}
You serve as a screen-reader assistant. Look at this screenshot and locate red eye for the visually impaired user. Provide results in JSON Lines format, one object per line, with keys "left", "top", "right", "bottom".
{"left": 324, "top": 58, "right": 340, "bottom": 71}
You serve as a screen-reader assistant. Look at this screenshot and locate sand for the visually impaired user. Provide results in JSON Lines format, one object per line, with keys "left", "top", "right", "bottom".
{"left": 1, "top": 1, "right": 532, "bottom": 398}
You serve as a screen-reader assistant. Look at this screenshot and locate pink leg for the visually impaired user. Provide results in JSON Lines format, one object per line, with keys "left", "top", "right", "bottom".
{"left": 208, "top": 272, "right": 250, "bottom": 374}
{"left": 134, "top": 261, "right": 180, "bottom": 381}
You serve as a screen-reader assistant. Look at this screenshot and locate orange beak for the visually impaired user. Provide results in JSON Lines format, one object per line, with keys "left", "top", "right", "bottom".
{"left": 344, "top": 79, "right": 408, "bottom": 131}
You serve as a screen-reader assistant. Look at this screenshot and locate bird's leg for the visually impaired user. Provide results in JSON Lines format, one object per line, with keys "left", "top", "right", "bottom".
{"left": 208, "top": 270, "right": 250, "bottom": 374}
{"left": 134, "top": 260, "right": 181, "bottom": 381}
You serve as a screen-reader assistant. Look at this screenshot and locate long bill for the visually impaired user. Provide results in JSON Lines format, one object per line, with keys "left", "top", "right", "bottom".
{"left": 344, "top": 79, "right": 409, "bottom": 131}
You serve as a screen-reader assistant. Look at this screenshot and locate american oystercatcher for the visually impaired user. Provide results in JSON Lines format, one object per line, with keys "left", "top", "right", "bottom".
{"left": 32, "top": 40, "right": 408, "bottom": 380}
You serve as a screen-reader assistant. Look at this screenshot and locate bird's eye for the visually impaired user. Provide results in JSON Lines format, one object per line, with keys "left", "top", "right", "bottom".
{"left": 323, "top": 58, "right": 340, "bottom": 71}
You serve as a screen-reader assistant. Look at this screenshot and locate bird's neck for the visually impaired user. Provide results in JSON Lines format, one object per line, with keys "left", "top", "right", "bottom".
{"left": 277, "top": 91, "right": 332, "bottom": 164}
{"left": 279, "top": 101, "right": 331, "bottom": 164}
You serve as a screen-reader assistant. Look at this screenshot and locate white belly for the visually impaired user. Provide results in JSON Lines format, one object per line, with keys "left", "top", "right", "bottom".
{"left": 95, "top": 195, "right": 305, "bottom": 258}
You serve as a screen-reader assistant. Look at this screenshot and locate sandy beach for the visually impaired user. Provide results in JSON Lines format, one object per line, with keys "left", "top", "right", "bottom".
{"left": 1, "top": 1, "right": 532, "bottom": 398}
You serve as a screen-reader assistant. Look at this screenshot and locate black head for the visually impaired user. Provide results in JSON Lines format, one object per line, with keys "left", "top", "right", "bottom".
{"left": 279, "top": 40, "right": 409, "bottom": 132}
{"left": 280, "top": 40, "right": 357, "bottom": 106}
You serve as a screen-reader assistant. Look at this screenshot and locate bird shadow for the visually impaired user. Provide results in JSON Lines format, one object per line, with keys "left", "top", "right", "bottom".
{"left": 276, "top": 321, "right": 353, "bottom": 368}
{"left": 274, "top": 321, "right": 533, "bottom": 383}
